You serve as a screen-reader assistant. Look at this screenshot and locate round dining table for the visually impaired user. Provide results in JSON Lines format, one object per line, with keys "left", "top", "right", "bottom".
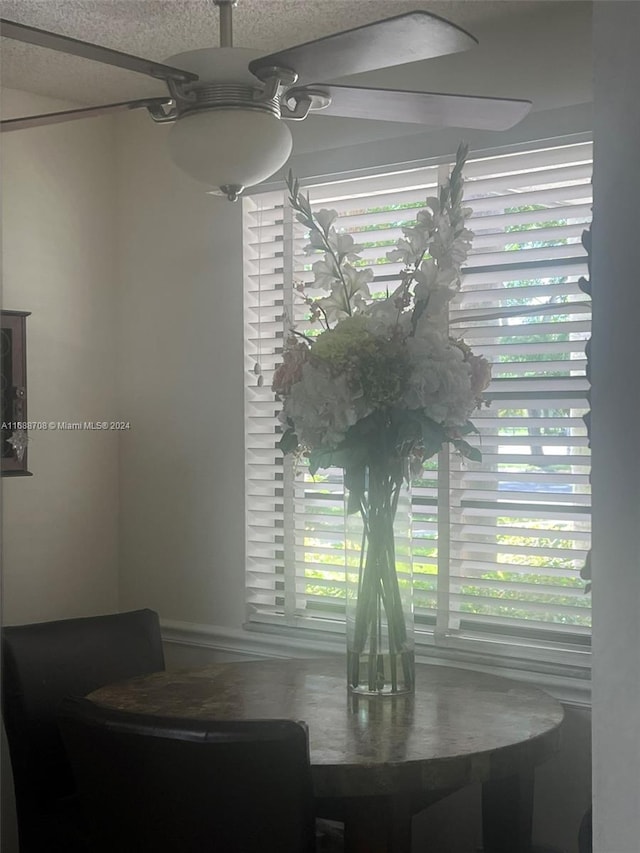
{"left": 87, "top": 656, "right": 564, "bottom": 853}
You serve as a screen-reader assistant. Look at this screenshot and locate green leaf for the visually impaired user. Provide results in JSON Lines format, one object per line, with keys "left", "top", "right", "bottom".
{"left": 308, "top": 447, "right": 335, "bottom": 476}
{"left": 389, "top": 408, "right": 422, "bottom": 451}
{"left": 452, "top": 438, "right": 482, "bottom": 462}
{"left": 308, "top": 442, "right": 369, "bottom": 477}
{"left": 345, "top": 411, "right": 383, "bottom": 445}
{"left": 457, "top": 420, "right": 480, "bottom": 436}
{"left": 325, "top": 448, "right": 352, "bottom": 471}
{"left": 277, "top": 427, "right": 299, "bottom": 455}
{"left": 421, "top": 417, "right": 447, "bottom": 459}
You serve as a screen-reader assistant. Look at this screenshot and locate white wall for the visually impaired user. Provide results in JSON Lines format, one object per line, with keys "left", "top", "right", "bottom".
{"left": 115, "top": 112, "right": 246, "bottom": 627}
{"left": 1, "top": 88, "right": 121, "bottom": 853}
{"left": 1, "top": 89, "right": 120, "bottom": 624}
{"left": 591, "top": 3, "right": 640, "bottom": 850}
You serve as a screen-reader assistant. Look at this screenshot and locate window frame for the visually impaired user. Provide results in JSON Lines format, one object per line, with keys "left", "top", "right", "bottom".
{"left": 243, "top": 135, "right": 592, "bottom": 696}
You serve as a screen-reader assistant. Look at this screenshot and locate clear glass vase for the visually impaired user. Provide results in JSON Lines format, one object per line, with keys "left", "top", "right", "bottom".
{"left": 344, "top": 461, "right": 414, "bottom": 695}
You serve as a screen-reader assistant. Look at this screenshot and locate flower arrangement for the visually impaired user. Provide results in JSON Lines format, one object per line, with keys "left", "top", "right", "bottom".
{"left": 273, "top": 144, "right": 490, "bottom": 693}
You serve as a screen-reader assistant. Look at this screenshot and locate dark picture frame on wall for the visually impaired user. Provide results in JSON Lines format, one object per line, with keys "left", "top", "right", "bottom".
{"left": 1, "top": 310, "right": 32, "bottom": 477}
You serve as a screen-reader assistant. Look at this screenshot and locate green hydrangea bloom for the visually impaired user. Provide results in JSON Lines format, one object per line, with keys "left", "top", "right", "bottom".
{"left": 311, "top": 316, "right": 372, "bottom": 370}
{"left": 312, "top": 316, "right": 410, "bottom": 408}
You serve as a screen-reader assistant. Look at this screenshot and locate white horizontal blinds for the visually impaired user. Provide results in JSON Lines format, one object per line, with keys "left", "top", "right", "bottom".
{"left": 244, "top": 191, "right": 351, "bottom": 630}
{"left": 244, "top": 190, "right": 291, "bottom": 624}
{"left": 446, "top": 141, "right": 592, "bottom": 648}
{"left": 243, "top": 138, "right": 592, "bottom": 660}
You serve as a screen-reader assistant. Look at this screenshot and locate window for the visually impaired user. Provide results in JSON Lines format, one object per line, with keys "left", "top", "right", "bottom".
{"left": 243, "top": 139, "right": 592, "bottom": 675}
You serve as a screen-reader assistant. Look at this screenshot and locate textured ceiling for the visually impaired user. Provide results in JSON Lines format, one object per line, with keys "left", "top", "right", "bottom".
{"left": 1, "top": 0, "right": 593, "bottom": 109}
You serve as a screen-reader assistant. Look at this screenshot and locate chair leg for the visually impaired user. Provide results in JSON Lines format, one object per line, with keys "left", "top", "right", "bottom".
{"left": 481, "top": 771, "right": 534, "bottom": 853}
{"left": 342, "top": 796, "right": 412, "bottom": 853}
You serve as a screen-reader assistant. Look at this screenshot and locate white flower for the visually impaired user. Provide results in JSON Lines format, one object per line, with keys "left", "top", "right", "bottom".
{"left": 413, "top": 260, "right": 457, "bottom": 320}
{"left": 315, "top": 208, "right": 338, "bottom": 231}
{"left": 311, "top": 257, "right": 340, "bottom": 291}
{"left": 282, "top": 362, "right": 372, "bottom": 448}
{"left": 386, "top": 241, "right": 413, "bottom": 265}
{"left": 413, "top": 259, "right": 438, "bottom": 299}
{"left": 386, "top": 223, "right": 431, "bottom": 266}
{"left": 315, "top": 293, "right": 348, "bottom": 325}
{"left": 403, "top": 334, "right": 474, "bottom": 426}
{"left": 362, "top": 290, "right": 411, "bottom": 336}
{"left": 314, "top": 264, "right": 373, "bottom": 323}
{"left": 343, "top": 264, "right": 373, "bottom": 304}
{"left": 430, "top": 214, "right": 472, "bottom": 267}
{"left": 416, "top": 208, "right": 435, "bottom": 229}
{"left": 303, "top": 230, "right": 328, "bottom": 254}
{"left": 328, "top": 231, "right": 361, "bottom": 261}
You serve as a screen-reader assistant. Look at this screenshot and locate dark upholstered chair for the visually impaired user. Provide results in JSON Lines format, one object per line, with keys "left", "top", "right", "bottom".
{"left": 58, "top": 696, "right": 318, "bottom": 853}
{"left": 2, "top": 609, "right": 165, "bottom": 852}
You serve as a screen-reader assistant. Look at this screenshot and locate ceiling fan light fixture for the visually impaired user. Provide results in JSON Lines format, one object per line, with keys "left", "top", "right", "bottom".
{"left": 163, "top": 47, "right": 293, "bottom": 199}
{"left": 167, "top": 107, "right": 292, "bottom": 199}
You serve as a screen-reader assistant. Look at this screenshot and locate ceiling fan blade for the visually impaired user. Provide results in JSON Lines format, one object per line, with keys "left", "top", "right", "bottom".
{"left": 0, "top": 18, "right": 197, "bottom": 84}
{"left": 290, "top": 85, "right": 531, "bottom": 131}
{"left": 249, "top": 11, "right": 477, "bottom": 83}
{"left": 1, "top": 98, "right": 175, "bottom": 132}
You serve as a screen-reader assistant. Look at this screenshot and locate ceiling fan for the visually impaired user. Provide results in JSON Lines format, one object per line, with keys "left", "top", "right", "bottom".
{"left": 0, "top": 1, "right": 531, "bottom": 201}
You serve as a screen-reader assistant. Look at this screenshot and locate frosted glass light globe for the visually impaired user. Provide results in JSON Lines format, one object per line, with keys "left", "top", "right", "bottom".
{"left": 167, "top": 108, "right": 293, "bottom": 192}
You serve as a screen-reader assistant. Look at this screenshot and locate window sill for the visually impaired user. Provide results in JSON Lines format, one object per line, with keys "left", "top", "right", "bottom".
{"left": 160, "top": 618, "right": 591, "bottom": 708}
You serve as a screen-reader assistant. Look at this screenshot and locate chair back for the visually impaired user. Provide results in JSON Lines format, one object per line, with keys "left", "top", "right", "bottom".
{"left": 2, "top": 609, "right": 165, "bottom": 831}
{"left": 58, "top": 697, "right": 317, "bottom": 853}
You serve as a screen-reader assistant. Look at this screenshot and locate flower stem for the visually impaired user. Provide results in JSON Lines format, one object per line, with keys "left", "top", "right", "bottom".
{"left": 348, "top": 461, "right": 414, "bottom": 693}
